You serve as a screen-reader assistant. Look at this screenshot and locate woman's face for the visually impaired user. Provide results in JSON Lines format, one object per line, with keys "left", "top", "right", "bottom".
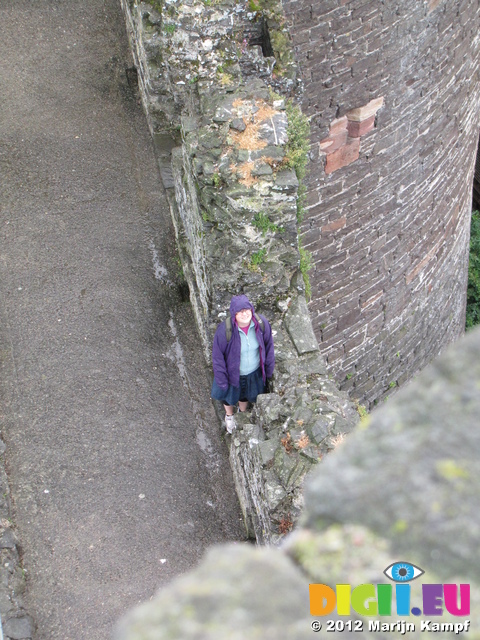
{"left": 235, "top": 308, "right": 252, "bottom": 328}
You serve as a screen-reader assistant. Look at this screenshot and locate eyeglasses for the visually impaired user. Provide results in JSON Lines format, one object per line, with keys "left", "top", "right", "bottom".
{"left": 237, "top": 309, "right": 251, "bottom": 315}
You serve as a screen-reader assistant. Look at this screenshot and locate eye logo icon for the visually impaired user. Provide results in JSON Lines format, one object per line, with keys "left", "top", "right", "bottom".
{"left": 384, "top": 562, "right": 425, "bottom": 583}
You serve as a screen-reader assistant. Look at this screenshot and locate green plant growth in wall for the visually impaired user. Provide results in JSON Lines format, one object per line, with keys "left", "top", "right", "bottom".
{"left": 285, "top": 101, "right": 310, "bottom": 223}
{"left": 467, "top": 209, "right": 480, "bottom": 329}
{"left": 147, "top": 0, "right": 163, "bottom": 13}
{"left": 355, "top": 401, "right": 369, "bottom": 422}
{"left": 246, "top": 248, "right": 268, "bottom": 271}
{"left": 299, "top": 244, "right": 312, "bottom": 301}
{"left": 252, "top": 212, "right": 282, "bottom": 235}
{"left": 269, "top": 30, "right": 294, "bottom": 74}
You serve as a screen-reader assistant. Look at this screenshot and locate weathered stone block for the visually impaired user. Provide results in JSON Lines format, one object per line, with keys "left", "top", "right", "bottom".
{"left": 230, "top": 118, "right": 246, "bottom": 132}
{"left": 251, "top": 161, "right": 273, "bottom": 177}
{"left": 3, "top": 615, "right": 35, "bottom": 640}
{"left": 264, "top": 470, "right": 288, "bottom": 510}
{"left": 319, "top": 129, "right": 348, "bottom": 153}
{"left": 308, "top": 417, "right": 330, "bottom": 444}
{"left": 258, "top": 113, "right": 288, "bottom": 146}
{"left": 324, "top": 137, "right": 360, "bottom": 174}
{"left": 257, "top": 439, "right": 277, "bottom": 467}
{"left": 328, "top": 115, "right": 348, "bottom": 135}
{"left": 347, "top": 114, "right": 375, "bottom": 137}
{"left": 284, "top": 296, "right": 319, "bottom": 355}
{"left": 321, "top": 216, "right": 346, "bottom": 233}
{"left": 273, "top": 169, "right": 299, "bottom": 192}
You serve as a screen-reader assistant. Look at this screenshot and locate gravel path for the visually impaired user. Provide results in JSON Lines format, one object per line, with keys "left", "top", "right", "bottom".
{"left": 0, "top": 1, "right": 245, "bottom": 638}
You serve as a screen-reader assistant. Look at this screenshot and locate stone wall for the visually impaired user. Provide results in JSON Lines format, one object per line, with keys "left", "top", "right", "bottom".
{"left": 120, "top": 0, "right": 359, "bottom": 544}
{"left": 115, "top": 325, "right": 480, "bottom": 640}
{"left": 282, "top": 0, "right": 480, "bottom": 407}
{"left": 120, "top": 0, "right": 480, "bottom": 541}
{"left": 121, "top": 0, "right": 480, "bottom": 413}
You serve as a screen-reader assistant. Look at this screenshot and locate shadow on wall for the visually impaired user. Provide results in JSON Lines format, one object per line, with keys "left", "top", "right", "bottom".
{"left": 115, "top": 325, "right": 480, "bottom": 639}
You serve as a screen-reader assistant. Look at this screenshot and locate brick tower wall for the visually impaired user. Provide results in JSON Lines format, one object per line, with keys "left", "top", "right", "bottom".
{"left": 282, "top": 0, "right": 480, "bottom": 406}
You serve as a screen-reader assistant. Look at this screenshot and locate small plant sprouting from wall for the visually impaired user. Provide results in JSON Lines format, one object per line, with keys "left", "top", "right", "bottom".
{"left": 299, "top": 244, "right": 312, "bottom": 300}
{"left": 283, "top": 98, "right": 313, "bottom": 299}
{"left": 246, "top": 248, "right": 268, "bottom": 271}
{"left": 248, "top": 0, "right": 262, "bottom": 11}
{"left": 253, "top": 212, "right": 282, "bottom": 235}
{"left": 355, "top": 401, "right": 369, "bottom": 422}
{"left": 148, "top": 0, "right": 164, "bottom": 14}
{"left": 466, "top": 210, "right": 480, "bottom": 329}
{"left": 217, "top": 71, "right": 235, "bottom": 86}
{"left": 285, "top": 100, "right": 310, "bottom": 223}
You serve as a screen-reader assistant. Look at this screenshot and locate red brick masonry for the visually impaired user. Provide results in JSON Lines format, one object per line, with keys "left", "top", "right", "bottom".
{"left": 321, "top": 98, "right": 384, "bottom": 174}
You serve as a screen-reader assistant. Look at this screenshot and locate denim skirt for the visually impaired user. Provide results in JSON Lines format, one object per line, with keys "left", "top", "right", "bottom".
{"left": 211, "top": 367, "right": 266, "bottom": 405}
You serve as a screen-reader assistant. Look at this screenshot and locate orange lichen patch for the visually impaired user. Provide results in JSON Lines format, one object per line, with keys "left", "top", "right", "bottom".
{"left": 279, "top": 515, "right": 293, "bottom": 535}
{"left": 230, "top": 99, "right": 281, "bottom": 151}
{"left": 254, "top": 100, "right": 279, "bottom": 122}
{"left": 262, "top": 155, "right": 285, "bottom": 169}
{"left": 232, "top": 98, "right": 245, "bottom": 109}
{"left": 237, "top": 161, "right": 258, "bottom": 187}
{"left": 281, "top": 432, "right": 294, "bottom": 453}
{"left": 330, "top": 433, "right": 346, "bottom": 449}
{"left": 295, "top": 433, "right": 310, "bottom": 449}
{"left": 230, "top": 123, "right": 268, "bottom": 151}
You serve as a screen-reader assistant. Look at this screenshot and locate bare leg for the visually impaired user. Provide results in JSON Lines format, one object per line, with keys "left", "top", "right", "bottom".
{"left": 224, "top": 405, "right": 235, "bottom": 416}
{"left": 238, "top": 401, "right": 248, "bottom": 412}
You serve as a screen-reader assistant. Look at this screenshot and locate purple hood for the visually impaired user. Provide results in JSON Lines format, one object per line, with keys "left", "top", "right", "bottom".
{"left": 229, "top": 294, "right": 255, "bottom": 323}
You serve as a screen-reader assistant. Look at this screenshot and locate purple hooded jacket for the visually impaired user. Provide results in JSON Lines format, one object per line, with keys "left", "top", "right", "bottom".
{"left": 212, "top": 295, "right": 275, "bottom": 390}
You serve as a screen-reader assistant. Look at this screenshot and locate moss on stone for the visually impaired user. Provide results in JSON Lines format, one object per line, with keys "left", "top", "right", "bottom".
{"left": 435, "top": 459, "right": 470, "bottom": 481}
{"left": 246, "top": 248, "right": 268, "bottom": 271}
{"left": 285, "top": 101, "right": 310, "bottom": 182}
{"left": 147, "top": 0, "right": 164, "bottom": 13}
{"left": 299, "top": 244, "right": 312, "bottom": 301}
{"left": 252, "top": 212, "right": 281, "bottom": 235}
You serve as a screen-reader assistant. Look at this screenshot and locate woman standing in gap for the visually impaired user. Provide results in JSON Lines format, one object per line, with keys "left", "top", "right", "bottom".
{"left": 211, "top": 294, "right": 275, "bottom": 433}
